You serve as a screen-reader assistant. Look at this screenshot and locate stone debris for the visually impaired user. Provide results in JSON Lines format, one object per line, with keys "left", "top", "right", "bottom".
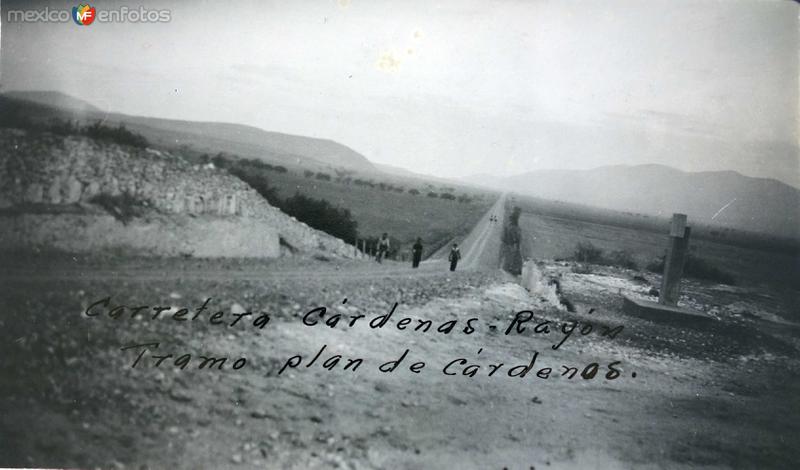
{"left": 168, "top": 389, "right": 192, "bottom": 403}
{"left": 250, "top": 409, "right": 274, "bottom": 419}
{"left": 0, "top": 129, "right": 361, "bottom": 259}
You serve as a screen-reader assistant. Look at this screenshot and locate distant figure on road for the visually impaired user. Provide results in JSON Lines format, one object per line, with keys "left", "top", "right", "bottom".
{"left": 412, "top": 238, "right": 424, "bottom": 268}
{"left": 376, "top": 233, "right": 390, "bottom": 263}
{"left": 448, "top": 243, "right": 461, "bottom": 272}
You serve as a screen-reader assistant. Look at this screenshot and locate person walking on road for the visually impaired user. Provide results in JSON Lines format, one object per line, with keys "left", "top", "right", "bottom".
{"left": 376, "top": 233, "right": 390, "bottom": 263}
{"left": 448, "top": 243, "right": 461, "bottom": 272}
{"left": 412, "top": 237, "right": 423, "bottom": 268}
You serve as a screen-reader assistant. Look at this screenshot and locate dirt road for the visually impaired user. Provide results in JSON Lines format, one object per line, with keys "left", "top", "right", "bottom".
{"left": 1, "top": 196, "right": 798, "bottom": 469}
{"left": 427, "top": 193, "right": 507, "bottom": 270}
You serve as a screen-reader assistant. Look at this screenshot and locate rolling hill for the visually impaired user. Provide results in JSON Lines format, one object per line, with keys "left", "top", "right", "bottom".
{"left": 1, "top": 90, "right": 376, "bottom": 173}
{"left": 464, "top": 164, "right": 800, "bottom": 238}
{"left": 5, "top": 90, "right": 796, "bottom": 239}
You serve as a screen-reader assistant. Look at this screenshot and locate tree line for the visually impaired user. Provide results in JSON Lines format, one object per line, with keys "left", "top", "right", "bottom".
{"left": 214, "top": 156, "right": 358, "bottom": 243}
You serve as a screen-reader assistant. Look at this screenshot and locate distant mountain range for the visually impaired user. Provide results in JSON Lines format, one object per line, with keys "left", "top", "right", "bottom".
{"left": 463, "top": 165, "right": 800, "bottom": 238}
{"left": 3, "top": 90, "right": 797, "bottom": 238}
{"left": 1, "top": 90, "right": 376, "bottom": 173}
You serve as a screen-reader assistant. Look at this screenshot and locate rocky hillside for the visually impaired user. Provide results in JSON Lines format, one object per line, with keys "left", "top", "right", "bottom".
{"left": 2, "top": 92, "right": 376, "bottom": 173}
{"left": 0, "top": 128, "right": 357, "bottom": 258}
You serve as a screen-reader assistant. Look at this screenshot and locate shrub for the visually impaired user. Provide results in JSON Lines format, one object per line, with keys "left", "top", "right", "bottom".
{"left": 211, "top": 153, "right": 230, "bottom": 168}
{"left": 48, "top": 118, "right": 80, "bottom": 136}
{"left": 210, "top": 158, "right": 360, "bottom": 244}
{"left": 440, "top": 193, "right": 456, "bottom": 200}
{"left": 570, "top": 242, "right": 637, "bottom": 270}
{"left": 226, "top": 166, "right": 281, "bottom": 205}
{"left": 84, "top": 121, "right": 148, "bottom": 148}
{"left": 687, "top": 256, "right": 736, "bottom": 285}
{"left": 646, "top": 254, "right": 735, "bottom": 285}
{"left": 243, "top": 159, "right": 288, "bottom": 173}
{"left": 408, "top": 188, "right": 420, "bottom": 195}
{"left": 509, "top": 206, "right": 522, "bottom": 226}
{"left": 645, "top": 258, "right": 663, "bottom": 273}
{"left": 228, "top": 165, "right": 358, "bottom": 242}
{"left": 427, "top": 192, "right": 439, "bottom": 198}
{"left": 573, "top": 242, "right": 603, "bottom": 263}
{"left": 0, "top": 115, "right": 150, "bottom": 149}
{"left": 281, "top": 192, "right": 358, "bottom": 243}
{"left": 606, "top": 250, "right": 638, "bottom": 270}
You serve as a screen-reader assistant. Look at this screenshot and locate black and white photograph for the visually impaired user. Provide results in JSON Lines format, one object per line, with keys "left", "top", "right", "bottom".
{"left": 0, "top": 0, "right": 798, "bottom": 468}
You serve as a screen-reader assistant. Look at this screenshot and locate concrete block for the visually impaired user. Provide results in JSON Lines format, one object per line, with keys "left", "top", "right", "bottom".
{"left": 669, "top": 213, "right": 688, "bottom": 238}
{"left": 622, "top": 295, "right": 714, "bottom": 328}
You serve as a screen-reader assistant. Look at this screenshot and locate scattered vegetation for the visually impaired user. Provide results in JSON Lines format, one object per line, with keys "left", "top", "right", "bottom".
{"left": 646, "top": 254, "right": 736, "bottom": 285}
{"left": 214, "top": 155, "right": 358, "bottom": 243}
{"left": 573, "top": 242, "right": 603, "bottom": 263}
{"left": 226, "top": 165, "right": 282, "bottom": 205}
{"left": 83, "top": 121, "right": 148, "bottom": 148}
{"left": 570, "top": 242, "right": 639, "bottom": 270}
{"left": 281, "top": 192, "right": 358, "bottom": 243}
{"left": 509, "top": 206, "right": 522, "bottom": 226}
{"left": 502, "top": 206, "right": 524, "bottom": 274}
{"left": 0, "top": 114, "right": 150, "bottom": 148}
{"left": 214, "top": 154, "right": 478, "bottom": 207}
{"left": 209, "top": 155, "right": 286, "bottom": 174}
{"left": 605, "top": 250, "right": 639, "bottom": 270}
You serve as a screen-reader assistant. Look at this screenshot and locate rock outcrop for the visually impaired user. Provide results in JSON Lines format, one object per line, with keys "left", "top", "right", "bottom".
{"left": 0, "top": 129, "right": 358, "bottom": 258}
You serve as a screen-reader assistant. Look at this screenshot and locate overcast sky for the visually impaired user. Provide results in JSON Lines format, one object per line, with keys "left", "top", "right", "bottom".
{"left": 1, "top": 0, "right": 798, "bottom": 186}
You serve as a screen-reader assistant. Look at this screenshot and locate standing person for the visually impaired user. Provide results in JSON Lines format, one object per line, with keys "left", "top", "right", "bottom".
{"left": 448, "top": 243, "right": 461, "bottom": 272}
{"left": 412, "top": 237, "right": 424, "bottom": 268}
{"left": 376, "top": 233, "right": 390, "bottom": 263}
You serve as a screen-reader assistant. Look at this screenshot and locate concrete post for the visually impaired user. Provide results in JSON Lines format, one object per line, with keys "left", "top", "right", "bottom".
{"left": 659, "top": 213, "right": 690, "bottom": 306}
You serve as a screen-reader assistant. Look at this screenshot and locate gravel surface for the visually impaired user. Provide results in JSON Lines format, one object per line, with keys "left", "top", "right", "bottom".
{"left": 1, "top": 256, "right": 798, "bottom": 469}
